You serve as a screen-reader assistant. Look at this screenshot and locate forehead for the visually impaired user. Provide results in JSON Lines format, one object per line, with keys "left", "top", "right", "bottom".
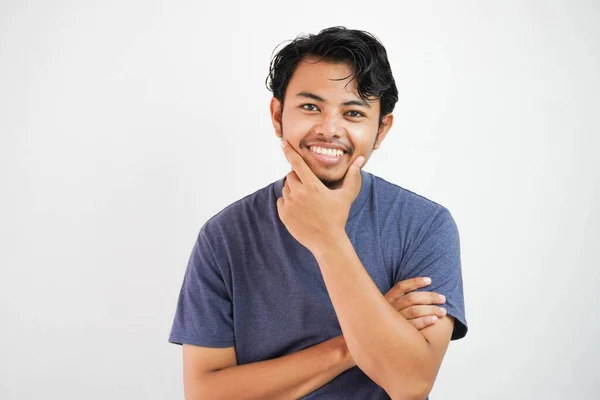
{"left": 286, "top": 57, "right": 359, "bottom": 98}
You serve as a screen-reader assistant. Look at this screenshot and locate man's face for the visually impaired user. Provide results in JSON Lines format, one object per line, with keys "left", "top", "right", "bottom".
{"left": 270, "top": 57, "right": 393, "bottom": 189}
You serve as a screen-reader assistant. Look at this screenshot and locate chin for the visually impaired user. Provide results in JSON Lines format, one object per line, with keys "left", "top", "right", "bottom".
{"left": 316, "top": 171, "right": 346, "bottom": 189}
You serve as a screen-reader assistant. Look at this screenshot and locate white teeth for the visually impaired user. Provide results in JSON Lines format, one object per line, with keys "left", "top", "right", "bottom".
{"left": 310, "top": 146, "right": 344, "bottom": 157}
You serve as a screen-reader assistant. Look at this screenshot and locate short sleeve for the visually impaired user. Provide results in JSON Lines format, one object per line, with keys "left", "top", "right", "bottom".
{"left": 397, "top": 208, "right": 468, "bottom": 340}
{"left": 168, "top": 229, "right": 235, "bottom": 348}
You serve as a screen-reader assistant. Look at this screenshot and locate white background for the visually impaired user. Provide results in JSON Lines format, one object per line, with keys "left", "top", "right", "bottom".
{"left": 1, "top": 1, "right": 599, "bottom": 399}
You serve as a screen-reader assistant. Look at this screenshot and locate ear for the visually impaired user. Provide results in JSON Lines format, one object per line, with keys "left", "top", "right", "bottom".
{"left": 373, "top": 113, "right": 394, "bottom": 150}
{"left": 270, "top": 97, "right": 283, "bottom": 138}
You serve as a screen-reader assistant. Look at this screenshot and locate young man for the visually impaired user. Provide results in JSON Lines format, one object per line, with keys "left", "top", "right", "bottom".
{"left": 169, "top": 27, "right": 467, "bottom": 399}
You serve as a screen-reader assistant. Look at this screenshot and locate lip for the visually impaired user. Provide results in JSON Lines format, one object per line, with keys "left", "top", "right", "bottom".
{"left": 305, "top": 147, "right": 346, "bottom": 166}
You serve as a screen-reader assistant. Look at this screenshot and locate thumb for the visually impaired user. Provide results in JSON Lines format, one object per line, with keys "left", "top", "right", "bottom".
{"left": 342, "top": 156, "right": 364, "bottom": 196}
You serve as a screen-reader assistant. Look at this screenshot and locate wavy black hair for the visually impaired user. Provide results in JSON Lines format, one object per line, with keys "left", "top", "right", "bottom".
{"left": 266, "top": 26, "right": 398, "bottom": 126}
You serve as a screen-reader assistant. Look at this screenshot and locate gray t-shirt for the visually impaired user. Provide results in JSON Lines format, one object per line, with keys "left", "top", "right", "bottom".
{"left": 169, "top": 170, "right": 468, "bottom": 399}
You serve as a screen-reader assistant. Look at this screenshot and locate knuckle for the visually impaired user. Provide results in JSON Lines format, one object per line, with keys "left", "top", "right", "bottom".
{"left": 415, "top": 307, "right": 425, "bottom": 319}
{"left": 396, "top": 299, "right": 408, "bottom": 311}
{"left": 394, "top": 283, "right": 405, "bottom": 294}
{"left": 414, "top": 318, "right": 426, "bottom": 330}
{"left": 404, "top": 292, "right": 416, "bottom": 304}
{"left": 406, "top": 306, "right": 418, "bottom": 319}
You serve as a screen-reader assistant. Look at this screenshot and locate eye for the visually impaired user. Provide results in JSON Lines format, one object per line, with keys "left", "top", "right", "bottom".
{"left": 301, "top": 104, "right": 319, "bottom": 112}
{"left": 346, "top": 110, "right": 365, "bottom": 118}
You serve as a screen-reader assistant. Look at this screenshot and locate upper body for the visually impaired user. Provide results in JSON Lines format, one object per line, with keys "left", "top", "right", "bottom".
{"left": 169, "top": 27, "right": 468, "bottom": 399}
{"left": 169, "top": 169, "right": 467, "bottom": 398}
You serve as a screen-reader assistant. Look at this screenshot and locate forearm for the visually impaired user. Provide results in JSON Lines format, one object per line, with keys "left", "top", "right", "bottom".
{"left": 313, "top": 234, "right": 434, "bottom": 398}
{"left": 190, "top": 336, "right": 354, "bottom": 400}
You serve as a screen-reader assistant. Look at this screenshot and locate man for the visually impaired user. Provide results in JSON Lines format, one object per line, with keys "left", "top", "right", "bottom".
{"left": 169, "top": 26, "right": 467, "bottom": 399}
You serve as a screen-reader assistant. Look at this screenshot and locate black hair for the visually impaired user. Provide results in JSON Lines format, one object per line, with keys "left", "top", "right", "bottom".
{"left": 266, "top": 26, "right": 398, "bottom": 126}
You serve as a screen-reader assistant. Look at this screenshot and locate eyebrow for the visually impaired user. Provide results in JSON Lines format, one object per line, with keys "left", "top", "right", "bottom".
{"left": 296, "top": 91, "right": 371, "bottom": 108}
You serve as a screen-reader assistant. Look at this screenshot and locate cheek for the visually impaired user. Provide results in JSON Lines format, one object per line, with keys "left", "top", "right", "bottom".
{"left": 349, "top": 125, "right": 379, "bottom": 148}
{"left": 282, "top": 111, "right": 312, "bottom": 136}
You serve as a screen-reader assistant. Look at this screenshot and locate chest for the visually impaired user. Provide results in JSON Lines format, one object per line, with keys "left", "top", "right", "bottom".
{"left": 229, "top": 220, "right": 393, "bottom": 364}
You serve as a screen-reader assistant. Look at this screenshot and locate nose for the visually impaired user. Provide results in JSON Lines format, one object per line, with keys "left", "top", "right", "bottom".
{"left": 314, "top": 111, "right": 345, "bottom": 138}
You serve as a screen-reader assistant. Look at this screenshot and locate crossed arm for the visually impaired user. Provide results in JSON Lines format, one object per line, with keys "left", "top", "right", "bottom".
{"left": 182, "top": 277, "right": 452, "bottom": 400}
{"left": 311, "top": 236, "right": 455, "bottom": 399}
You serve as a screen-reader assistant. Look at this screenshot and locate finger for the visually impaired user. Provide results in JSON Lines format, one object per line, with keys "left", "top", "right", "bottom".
{"left": 285, "top": 171, "right": 302, "bottom": 191}
{"left": 281, "top": 141, "right": 318, "bottom": 185}
{"left": 282, "top": 181, "right": 292, "bottom": 199}
{"left": 340, "top": 156, "right": 364, "bottom": 198}
{"left": 276, "top": 197, "right": 285, "bottom": 217}
{"left": 399, "top": 305, "right": 448, "bottom": 320}
{"left": 408, "top": 316, "right": 439, "bottom": 331}
{"left": 392, "top": 292, "right": 446, "bottom": 310}
{"left": 385, "top": 277, "right": 432, "bottom": 301}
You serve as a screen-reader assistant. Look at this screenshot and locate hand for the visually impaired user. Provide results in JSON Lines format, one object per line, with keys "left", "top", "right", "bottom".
{"left": 277, "top": 141, "right": 364, "bottom": 252}
{"left": 384, "top": 277, "right": 447, "bottom": 330}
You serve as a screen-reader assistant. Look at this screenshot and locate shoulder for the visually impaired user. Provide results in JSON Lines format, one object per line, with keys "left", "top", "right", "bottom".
{"left": 370, "top": 173, "right": 453, "bottom": 226}
{"left": 367, "top": 173, "right": 460, "bottom": 260}
{"left": 200, "top": 180, "right": 278, "bottom": 241}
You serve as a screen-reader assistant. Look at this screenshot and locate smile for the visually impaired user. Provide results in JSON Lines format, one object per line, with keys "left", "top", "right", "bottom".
{"left": 309, "top": 145, "right": 346, "bottom": 157}
{"left": 307, "top": 145, "right": 347, "bottom": 166}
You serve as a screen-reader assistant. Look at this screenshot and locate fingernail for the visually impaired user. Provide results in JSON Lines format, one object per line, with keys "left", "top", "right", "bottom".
{"left": 440, "top": 308, "right": 447, "bottom": 316}
{"left": 423, "top": 277, "right": 431, "bottom": 284}
{"left": 358, "top": 157, "right": 364, "bottom": 167}
{"left": 430, "top": 316, "right": 438, "bottom": 322}
{"left": 439, "top": 294, "right": 446, "bottom": 302}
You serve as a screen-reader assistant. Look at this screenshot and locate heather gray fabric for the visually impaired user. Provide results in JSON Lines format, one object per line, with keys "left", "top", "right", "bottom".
{"left": 169, "top": 170, "right": 467, "bottom": 399}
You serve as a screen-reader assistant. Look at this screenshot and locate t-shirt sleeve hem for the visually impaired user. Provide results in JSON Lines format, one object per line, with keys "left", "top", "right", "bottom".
{"left": 445, "top": 307, "right": 468, "bottom": 341}
{"left": 168, "top": 334, "right": 235, "bottom": 348}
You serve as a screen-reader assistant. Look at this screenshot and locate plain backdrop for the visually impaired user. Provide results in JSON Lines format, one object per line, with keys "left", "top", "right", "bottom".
{"left": 1, "top": 1, "right": 599, "bottom": 399}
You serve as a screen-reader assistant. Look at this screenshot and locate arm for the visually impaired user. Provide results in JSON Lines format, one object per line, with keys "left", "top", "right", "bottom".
{"left": 277, "top": 143, "right": 460, "bottom": 399}
{"left": 172, "top": 210, "right": 448, "bottom": 399}
{"left": 182, "top": 277, "right": 446, "bottom": 400}
{"left": 183, "top": 336, "right": 354, "bottom": 400}
{"left": 313, "top": 235, "right": 453, "bottom": 399}
{"left": 170, "top": 228, "right": 349, "bottom": 399}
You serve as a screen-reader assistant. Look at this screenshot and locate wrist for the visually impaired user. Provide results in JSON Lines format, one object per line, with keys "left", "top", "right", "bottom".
{"left": 331, "top": 335, "right": 356, "bottom": 370}
{"left": 310, "top": 228, "right": 349, "bottom": 259}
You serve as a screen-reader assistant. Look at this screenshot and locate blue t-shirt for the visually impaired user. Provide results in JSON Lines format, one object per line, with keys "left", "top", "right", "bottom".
{"left": 169, "top": 170, "right": 468, "bottom": 399}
